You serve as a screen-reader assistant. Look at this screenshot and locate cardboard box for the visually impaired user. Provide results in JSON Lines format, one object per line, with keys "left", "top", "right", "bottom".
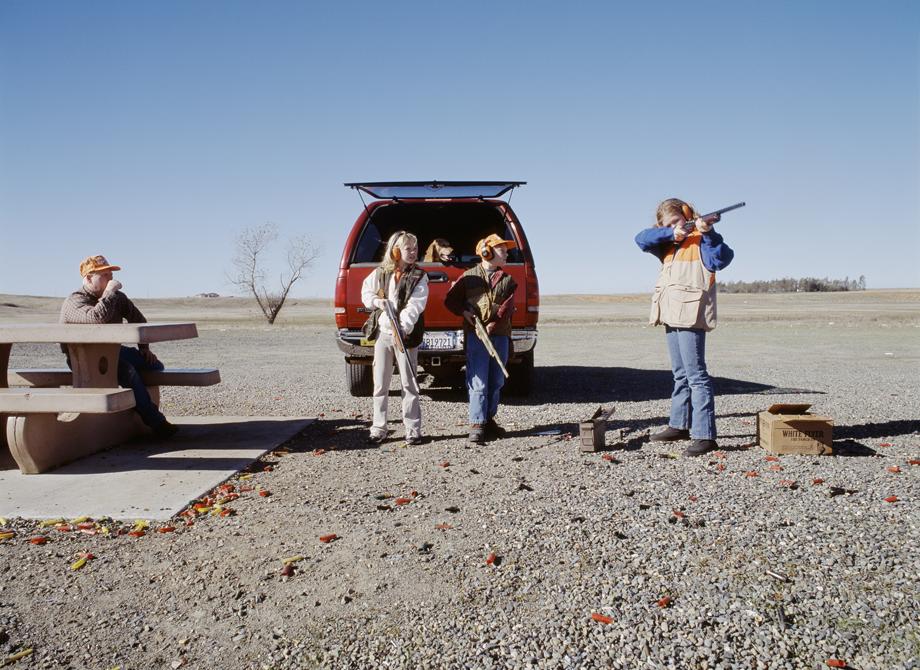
{"left": 758, "top": 404, "right": 833, "bottom": 455}
{"left": 579, "top": 406, "right": 614, "bottom": 452}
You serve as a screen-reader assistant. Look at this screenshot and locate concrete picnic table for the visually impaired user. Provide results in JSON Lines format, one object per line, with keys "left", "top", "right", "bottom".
{"left": 0, "top": 322, "right": 219, "bottom": 474}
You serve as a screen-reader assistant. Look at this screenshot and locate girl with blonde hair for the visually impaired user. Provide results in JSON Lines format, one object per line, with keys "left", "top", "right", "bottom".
{"left": 360, "top": 231, "right": 429, "bottom": 445}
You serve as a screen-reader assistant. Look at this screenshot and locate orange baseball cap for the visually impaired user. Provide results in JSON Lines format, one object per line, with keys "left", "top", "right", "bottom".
{"left": 80, "top": 255, "right": 121, "bottom": 277}
{"left": 478, "top": 233, "right": 517, "bottom": 255}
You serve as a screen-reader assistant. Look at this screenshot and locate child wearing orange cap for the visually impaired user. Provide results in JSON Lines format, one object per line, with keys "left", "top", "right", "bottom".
{"left": 445, "top": 234, "right": 518, "bottom": 444}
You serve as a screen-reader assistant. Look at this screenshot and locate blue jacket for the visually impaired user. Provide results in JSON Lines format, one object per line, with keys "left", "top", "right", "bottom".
{"left": 635, "top": 227, "right": 734, "bottom": 272}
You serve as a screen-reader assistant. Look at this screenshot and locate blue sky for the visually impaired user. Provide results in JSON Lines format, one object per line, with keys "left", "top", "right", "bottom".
{"left": 2, "top": 1, "right": 918, "bottom": 298}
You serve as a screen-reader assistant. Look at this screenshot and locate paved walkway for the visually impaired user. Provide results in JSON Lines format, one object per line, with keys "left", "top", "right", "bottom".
{"left": 0, "top": 416, "right": 312, "bottom": 520}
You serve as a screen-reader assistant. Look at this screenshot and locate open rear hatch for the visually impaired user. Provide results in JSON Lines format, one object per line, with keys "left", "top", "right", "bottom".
{"left": 340, "top": 181, "right": 532, "bottom": 331}
{"left": 345, "top": 181, "right": 526, "bottom": 201}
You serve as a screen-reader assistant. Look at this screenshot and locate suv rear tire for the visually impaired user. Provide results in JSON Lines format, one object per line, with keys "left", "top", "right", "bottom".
{"left": 503, "top": 351, "right": 534, "bottom": 397}
{"left": 347, "top": 362, "right": 373, "bottom": 397}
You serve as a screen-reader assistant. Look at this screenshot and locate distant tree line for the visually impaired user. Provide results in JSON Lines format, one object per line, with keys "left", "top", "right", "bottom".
{"left": 720, "top": 275, "right": 866, "bottom": 293}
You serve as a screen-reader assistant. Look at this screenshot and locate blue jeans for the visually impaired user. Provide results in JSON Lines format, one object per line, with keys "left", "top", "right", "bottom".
{"left": 466, "top": 333, "right": 509, "bottom": 425}
{"left": 117, "top": 346, "right": 167, "bottom": 429}
{"left": 665, "top": 327, "right": 716, "bottom": 440}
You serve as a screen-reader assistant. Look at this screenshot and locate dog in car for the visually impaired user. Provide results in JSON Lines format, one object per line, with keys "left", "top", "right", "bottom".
{"left": 423, "top": 238, "right": 457, "bottom": 263}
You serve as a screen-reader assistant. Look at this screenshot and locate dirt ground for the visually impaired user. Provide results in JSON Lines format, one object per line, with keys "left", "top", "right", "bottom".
{"left": 0, "top": 290, "right": 918, "bottom": 669}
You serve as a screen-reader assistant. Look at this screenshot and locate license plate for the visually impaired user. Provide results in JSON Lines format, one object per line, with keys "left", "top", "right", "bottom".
{"left": 420, "top": 331, "right": 463, "bottom": 351}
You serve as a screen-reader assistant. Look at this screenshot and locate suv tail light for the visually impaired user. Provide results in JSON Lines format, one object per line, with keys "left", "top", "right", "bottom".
{"left": 525, "top": 265, "right": 539, "bottom": 323}
{"left": 334, "top": 270, "right": 347, "bottom": 328}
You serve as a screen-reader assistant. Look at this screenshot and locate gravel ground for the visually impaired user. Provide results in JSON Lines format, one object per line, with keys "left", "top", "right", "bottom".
{"left": 0, "top": 291, "right": 918, "bottom": 670}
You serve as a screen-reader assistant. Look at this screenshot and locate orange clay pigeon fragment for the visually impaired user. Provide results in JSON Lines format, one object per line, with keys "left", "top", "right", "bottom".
{"left": 657, "top": 596, "right": 672, "bottom": 608}
{"left": 878, "top": 443, "right": 892, "bottom": 447}
{"left": 128, "top": 530, "right": 146, "bottom": 538}
{"left": 884, "top": 496, "right": 899, "bottom": 503}
{"left": 909, "top": 459, "right": 920, "bottom": 466}
{"left": 887, "top": 466, "right": 901, "bottom": 473}
{"left": 745, "top": 471, "right": 759, "bottom": 477}
{"left": 826, "top": 660, "right": 847, "bottom": 669}
{"left": 157, "top": 526, "right": 176, "bottom": 533}
{"left": 486, "top": 552, "right": 498, "bottom": 566}
{"left": 29, "top": 536, "right": 48, "bottom": 545}
{"left": 319, "top": 534, "right": 338, "bottom": 543}
{"left": 258, "top": 490, "right": 271, "bottom": 497}
{"left": 394, "top": 498, "right": 412, "bottom": 506}
{"left": 435, "top": 523, "right": 453, "bottom": 530}
{"left": 769, "top": 465, "right": 783, "bottom": 472}
{"left": 813, "top": 478, "right": 825, "bottom": 485}
{"left": 591, "top": 613, "right": 613, "bottom": 624}
{"left": 765, "top": 455, "right": 779, "bottom": 462}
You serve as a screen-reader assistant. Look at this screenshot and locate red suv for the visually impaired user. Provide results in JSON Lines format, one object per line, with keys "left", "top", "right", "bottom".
{"left": 334, "top": 181, "right": 539, "bottom": 396}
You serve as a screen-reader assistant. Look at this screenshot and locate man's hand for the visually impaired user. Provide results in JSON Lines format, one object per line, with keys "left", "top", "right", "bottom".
{"left": 485, "top": 321, "right": 496, "bottom": 335}
{"left": 140, "top": 348, "right": 160, "bottom": 367}
{"left": 462, "top": 309, "right": 476, "bottom": 326}
{"left": 103, "top": 279, "right": 123, "bottom": 296}
{"left": 373, "top": 298, "right": 388, "bottom": 310}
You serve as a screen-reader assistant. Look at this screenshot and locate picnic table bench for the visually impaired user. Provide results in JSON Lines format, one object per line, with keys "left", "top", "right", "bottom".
{"left": 0, "top": 323, "right": 220, "bottom": 474}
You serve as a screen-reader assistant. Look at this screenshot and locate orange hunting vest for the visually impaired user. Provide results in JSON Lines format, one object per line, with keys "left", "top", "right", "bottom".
{"left": 649, "top": 232, "right": 718, "bottom": 331}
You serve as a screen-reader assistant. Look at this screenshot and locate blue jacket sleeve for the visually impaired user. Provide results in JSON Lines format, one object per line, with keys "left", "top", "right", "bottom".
{"left": 634, "top": 227, "right": 675, "bottom": 261}
{"left": 700, "top": 230, "right": 734, "bottom": 272}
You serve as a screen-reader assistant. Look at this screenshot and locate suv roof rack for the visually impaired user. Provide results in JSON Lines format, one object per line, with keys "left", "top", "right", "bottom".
{"left": 344, "top": 181, "right": 526, "bottom": 200}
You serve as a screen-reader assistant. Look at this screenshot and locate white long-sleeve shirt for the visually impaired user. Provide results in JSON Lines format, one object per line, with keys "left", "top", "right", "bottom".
{"left": 361, "top": 269, "right": 429, "bottom": 337}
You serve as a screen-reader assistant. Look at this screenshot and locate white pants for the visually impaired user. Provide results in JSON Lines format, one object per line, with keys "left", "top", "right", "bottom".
{"left": 371, "top": 333, "right": 421, "bottom": 439}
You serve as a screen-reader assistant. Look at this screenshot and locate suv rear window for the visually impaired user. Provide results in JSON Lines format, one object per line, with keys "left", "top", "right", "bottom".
{"left": 351, "top": 202, "right": 525, "bottom": 265}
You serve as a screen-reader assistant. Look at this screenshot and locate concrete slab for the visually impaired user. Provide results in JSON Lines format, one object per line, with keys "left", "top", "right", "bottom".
{"left": 0, "top": 416, "right": 312, "bottom": 520}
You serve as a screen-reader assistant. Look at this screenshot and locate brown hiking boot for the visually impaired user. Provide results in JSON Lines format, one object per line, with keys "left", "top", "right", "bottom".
{"left": 649, "top": 426, "right": 690, "bottom": 442}
{"left": 684, "top": 439, "right": 718, "bottom": 456}
{"left": 469, "top": 424, "right": 485, "bottom": 444}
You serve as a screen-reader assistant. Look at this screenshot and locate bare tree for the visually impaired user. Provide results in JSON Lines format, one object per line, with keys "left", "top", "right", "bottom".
{"left": 229, "top": 223, "right": 320, "bottom": 324}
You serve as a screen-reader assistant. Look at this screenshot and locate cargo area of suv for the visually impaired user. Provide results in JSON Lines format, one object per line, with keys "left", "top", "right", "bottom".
{"left": 334, "top": 181, "right": 539, "bottom": 397}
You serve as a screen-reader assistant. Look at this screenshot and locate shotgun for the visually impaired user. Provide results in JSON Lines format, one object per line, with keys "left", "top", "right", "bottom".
{"left": 470, "top": 313, "right": 510, "bottom": 379}
{"left": 382, "top": 298, "right": 421, "bottom": 394}
{"left": 682, "top": 201, "right": 746, "bottom": 233}
{"left": 382, "top": 299, "right": 407, "bottom": 354}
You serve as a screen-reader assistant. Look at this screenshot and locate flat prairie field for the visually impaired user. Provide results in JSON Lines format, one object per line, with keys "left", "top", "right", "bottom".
{"left": 0, "top": 290, "right": 918, "bottom": 669}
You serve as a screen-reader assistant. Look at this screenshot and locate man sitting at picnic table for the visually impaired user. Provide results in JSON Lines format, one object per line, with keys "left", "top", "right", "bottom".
{"left": 59, "top": 255, "right": 178, "bottom": 439}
